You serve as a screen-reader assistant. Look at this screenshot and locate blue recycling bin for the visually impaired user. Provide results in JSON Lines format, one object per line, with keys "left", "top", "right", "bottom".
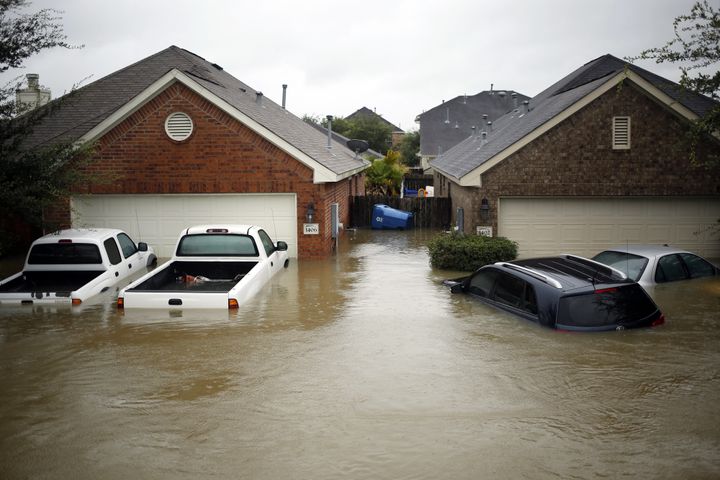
{"left": 371, "top": 204, "right": 414, "bottom": 230}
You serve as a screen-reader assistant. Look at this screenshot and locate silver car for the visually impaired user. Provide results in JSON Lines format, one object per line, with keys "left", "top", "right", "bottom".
{"left": 592, "top": 245, "right": 719, "bottom": 288}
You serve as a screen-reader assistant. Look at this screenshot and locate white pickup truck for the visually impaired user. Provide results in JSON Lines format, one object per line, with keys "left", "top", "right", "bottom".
{"left": 118, "top": 225, "right": 289, "bottom": 309}
{"left": 0, "top": 228, "right": 157, "bottom": 306}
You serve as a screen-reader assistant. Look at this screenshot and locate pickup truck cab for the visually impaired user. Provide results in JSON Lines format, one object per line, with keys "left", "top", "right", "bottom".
{"left": 118, "top": 225, "right": 289, "bottom": 309}
{"left": 0, "top": 228, "right": 157, "bottom": 306}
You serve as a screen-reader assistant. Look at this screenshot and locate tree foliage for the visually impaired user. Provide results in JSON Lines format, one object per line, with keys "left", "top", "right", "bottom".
{"left": 627, "top": 0, "right": 719, "bottom": 166}
{"left": 322, "top": 114, "right": 392, "bottom": 154}
{"left": 364, "top": 150, "right": 407, "bottom": 196}
{"left": 0, "top": 0, "right": 91, "bottom": 254}
{"left": 395, "top": 130, "right": 420, "bottom": 167}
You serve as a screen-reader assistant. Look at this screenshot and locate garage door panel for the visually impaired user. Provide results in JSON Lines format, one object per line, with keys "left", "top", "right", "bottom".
{"left": 71, "top": 194, "right": 297, "bottom": 258}
{"left": 499, "top": 197, "right": 720, "bottom": 258}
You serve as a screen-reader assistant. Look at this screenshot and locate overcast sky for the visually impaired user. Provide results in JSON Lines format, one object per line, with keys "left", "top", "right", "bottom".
{"left": 2, "top": 0, "right": 702, "bottom": 131}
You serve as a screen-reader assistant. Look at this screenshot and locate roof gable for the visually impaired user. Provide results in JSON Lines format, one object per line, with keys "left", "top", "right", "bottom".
{"left": 346, "top": 106, "right": 403, "bottom": 132}
{"left": 431, "top": 54, "right": 719, "bottom": 185}
{"left": 23, "top": 46, "right": 368, "bottom": 183}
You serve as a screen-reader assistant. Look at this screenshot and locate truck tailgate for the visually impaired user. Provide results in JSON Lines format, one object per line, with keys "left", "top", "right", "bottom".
{"left": 121, "top": 291, "right": 231, "bottom": 309}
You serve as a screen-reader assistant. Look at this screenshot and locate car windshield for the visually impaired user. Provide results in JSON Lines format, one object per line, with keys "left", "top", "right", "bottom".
{"left": 28, "top": 243, "right": 103, "bottom": 264}
{"left": 592, "top": 251, "right": 648, "bottom": 281}
{"left": 557, "top": 284, "right": 658, "bottom": 329}
{"left": 176, "top": 234, "right": 258, "bottom": 257}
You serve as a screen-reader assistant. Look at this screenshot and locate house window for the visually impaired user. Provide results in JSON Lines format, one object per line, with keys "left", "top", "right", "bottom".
{"left": 165, "top": 112, "right": 194, "bottom": 141}
{"left": 612, "top": 116, "right": 630, "bottom": 150}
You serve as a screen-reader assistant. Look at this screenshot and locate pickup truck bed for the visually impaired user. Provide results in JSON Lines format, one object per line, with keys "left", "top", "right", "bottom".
{"left": 125, "top": 261, "right": 256, "bottom": 293}
{"left": 0, "top": 271, "right": 104, "bottom": 294}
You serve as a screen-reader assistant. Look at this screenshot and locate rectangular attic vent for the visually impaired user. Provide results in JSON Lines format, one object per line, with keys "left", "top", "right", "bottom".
{"left": 612, "top": 116, "right": 631, "bottom": 150}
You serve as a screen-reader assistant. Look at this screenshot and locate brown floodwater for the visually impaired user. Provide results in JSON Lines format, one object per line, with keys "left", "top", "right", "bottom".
{"left": 0, "top": 229, "right": 719, "bottom": 479}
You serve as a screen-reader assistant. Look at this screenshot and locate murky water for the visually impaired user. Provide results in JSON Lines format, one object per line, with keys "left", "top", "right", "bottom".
{"left": 1, "top": 229, "right": 719, "bottom": 479}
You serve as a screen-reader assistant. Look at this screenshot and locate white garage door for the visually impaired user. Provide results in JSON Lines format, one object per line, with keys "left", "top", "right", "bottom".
{"left": 71, "top": 194, "right": 297, "bottom": 258}
{"left": 499, "top": 197, "right": 720, "bottom": 259}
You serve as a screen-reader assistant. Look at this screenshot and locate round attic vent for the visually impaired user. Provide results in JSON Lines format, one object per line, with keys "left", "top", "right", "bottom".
{"left": 164, "top": 112, "right": 194, "bottom": 141}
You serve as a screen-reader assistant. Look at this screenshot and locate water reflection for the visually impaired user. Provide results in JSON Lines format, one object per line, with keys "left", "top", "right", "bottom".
{"left": 0, "top": 229, "right": 718, "bottom": 479}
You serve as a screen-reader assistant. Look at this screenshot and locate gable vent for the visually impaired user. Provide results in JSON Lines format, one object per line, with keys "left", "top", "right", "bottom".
{"left": 612, "top": 116, "right": 630, "bottom": 149}
{"left": 165, "top": 112, "right": 194, "bottom": 141}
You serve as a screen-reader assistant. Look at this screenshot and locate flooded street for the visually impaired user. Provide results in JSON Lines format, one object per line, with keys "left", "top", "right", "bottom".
{"left": 1, "top": 229, "right": 719, "bottom": 479}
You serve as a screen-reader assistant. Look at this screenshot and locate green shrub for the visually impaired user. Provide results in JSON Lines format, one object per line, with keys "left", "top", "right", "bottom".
{"left": 428, "top": 232, "right": 518, "bottom": 271}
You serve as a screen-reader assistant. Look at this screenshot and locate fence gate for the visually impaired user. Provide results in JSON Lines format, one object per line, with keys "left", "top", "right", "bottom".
{"left": 350, "top": 195, "right": 451, "bottom": 229}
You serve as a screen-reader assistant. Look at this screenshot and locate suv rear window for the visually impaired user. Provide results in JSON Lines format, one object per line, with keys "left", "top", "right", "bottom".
{"left": 592, "top": 251, "right": 648, "bottom": 281}
{"left": 176, "top": 234, "right": 259, "bottom": 257}
{"left": 28, "top": 243, "right": 103, "bottom": 264}
{"left": 557, "top": 284, "right": 657, "bottom": 329}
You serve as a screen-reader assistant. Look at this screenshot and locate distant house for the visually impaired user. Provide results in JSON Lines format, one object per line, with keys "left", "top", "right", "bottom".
{"left": 416, "top": 89, "right": 530, "bottom": 172}
{"left": 25, "top": 46, "right": 368, "bottom": 258}
{"left": 431, "top": 54, "right": 720, "bottom": 258}
{"left": 346, "top": 106, "right": 405, "bottom": 146}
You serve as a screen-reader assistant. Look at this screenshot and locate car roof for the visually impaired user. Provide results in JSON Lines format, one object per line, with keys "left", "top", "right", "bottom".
{"left": 497, "top": 255, "right": 629, "bottom": 291}
{"left": 184, "top": 225, "right": 258, "bottom": 235}
{"left": 599, "top": 244, "right": 693, "bottom": 258}
{"left": 35, "top": 228, "right": 123, "bottom": 243}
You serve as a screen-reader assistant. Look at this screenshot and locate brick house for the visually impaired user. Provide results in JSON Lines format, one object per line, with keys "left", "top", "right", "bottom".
{"left": 431, "top": 54, "right": 720, "bottom": 258}
{"left": 27, "top": 46, "right": 368, "bottom": 258}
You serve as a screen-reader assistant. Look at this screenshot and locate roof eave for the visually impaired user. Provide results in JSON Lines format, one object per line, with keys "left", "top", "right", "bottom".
{"left": 78, "top": 69, "right": 350, "bottom": 184}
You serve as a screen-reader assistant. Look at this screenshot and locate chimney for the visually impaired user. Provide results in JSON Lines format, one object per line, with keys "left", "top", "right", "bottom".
{"left": 444, "top": 107, "right": 450, "bottom": 124}
{"left": 15, "top": 73, "right": 51, "bottom": 113}
{"left": 255, "top": 91, "right": 263, "bottom": 105}
{"left": 481, "top": 131, "right": 487, "bottom": 145}
{"left": 487, "top": 121, "right": 493, "bottom": 132}
{"left": 326, "top": 115, "right": 333, "bottom": 149}
{"left": 490, "top": 83, "right": 494, "bottom": 95}
{"left": 512, "top": 92, "right": 518, "bottom": 109}
{"left": 522, "top": 100, "right": 530, "bottom": 114}
{"left": 281, "top": 84, "right": 287, "bottom": 109}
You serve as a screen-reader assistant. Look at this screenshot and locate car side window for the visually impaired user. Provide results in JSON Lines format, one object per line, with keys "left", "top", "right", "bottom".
{"left": 680, "top": 253, "right": 715, "bottom": 279}
{"left": 468, "top": 269, "right": 498, "bottom": 297}
{"left": 492, "top": 273, "right": 538, "bottom": 315}
{"left": 655, "top": 254, "right": 688, "bottom": 283}
{"left": 116, "top": 233, "right": 138, "bottom": 259}
{"left": 103, "top": 238, "right": 122, "bottom": 266}
{"left": 257, "top": 230, "right": 275, "bottom": 257}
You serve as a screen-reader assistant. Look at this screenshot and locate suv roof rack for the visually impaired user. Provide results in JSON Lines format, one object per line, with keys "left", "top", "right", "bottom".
{"left": 495, "top": 262, "right": 563, "bottom": 289}
{"left": 560, "top": 254, "right": 627, "bottom": 280}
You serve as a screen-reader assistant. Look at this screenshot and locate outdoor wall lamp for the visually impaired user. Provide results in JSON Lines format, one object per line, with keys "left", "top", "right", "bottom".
{"left": 306, "top": 203, "right": 315, "bottom": 223}
{"left": 480, "top": 197, "right": 490, "bottom": 221}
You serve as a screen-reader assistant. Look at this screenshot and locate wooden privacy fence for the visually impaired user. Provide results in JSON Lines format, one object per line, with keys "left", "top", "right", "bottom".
{"left": 350, "top": 195, "right": 451, "bottom": 229}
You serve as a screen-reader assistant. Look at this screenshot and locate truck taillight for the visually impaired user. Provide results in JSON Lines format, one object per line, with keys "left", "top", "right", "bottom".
{"left": 72, "top": 298, "right": 82, "bottom": 306}
{"left": 117, "top": 297, "right": 124, "bottom": 309}
{"left": 228, "top": 299, "right": 239, "bottom": 309}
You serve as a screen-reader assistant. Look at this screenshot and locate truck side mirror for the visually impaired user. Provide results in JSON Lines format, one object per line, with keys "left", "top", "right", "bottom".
{"left": 276, "top": 241, "right": 288, "bottom": 251}
{"left": 138, "top": 242, "right": 148, "bottom": 252}
{"left": 450, "top": 283, "right": 464, "bottom": 294}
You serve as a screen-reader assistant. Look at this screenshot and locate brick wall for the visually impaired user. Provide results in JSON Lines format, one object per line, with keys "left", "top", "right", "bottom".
{"left": 437, "top": 82, "right": 720, "bottom": 233}
{"left": 51, "top": 82, "right": 364, "bottom": 258}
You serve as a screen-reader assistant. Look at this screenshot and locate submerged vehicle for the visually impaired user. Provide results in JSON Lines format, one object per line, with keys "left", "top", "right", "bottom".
{"left": 444, "top": 254, "right": 664, "bottom": 332}
{"left": 592, "top": 245, "right": 718, "bottom": 288}
{"left": 0, "top": 228, "right": 156, "bottom": 306}
{"left": 118, "top": 225, "right": 289, "bottom": 309}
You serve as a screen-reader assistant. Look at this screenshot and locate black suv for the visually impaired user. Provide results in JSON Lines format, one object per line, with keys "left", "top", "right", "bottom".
{"left": 444, "top": 255, "right": 665, "bottom": 332}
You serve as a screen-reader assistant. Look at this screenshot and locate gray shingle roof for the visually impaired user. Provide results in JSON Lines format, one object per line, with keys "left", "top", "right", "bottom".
{"left": 346, "top": 106, "right": 403, "bottom": 133}
{"left": 24, "top": 46, "right": 368, "bottom": 177}
{"left": 417, "top": 90, "right": 530, "bottom": 157}
{"left": 431, "top": 54, "right": 719, "bottom": 180}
